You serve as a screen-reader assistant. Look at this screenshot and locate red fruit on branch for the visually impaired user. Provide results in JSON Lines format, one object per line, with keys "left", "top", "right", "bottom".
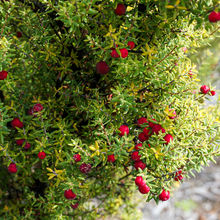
{"left": 38, "top": 151, "right": 46, "bottom": 159}
{"left": 16, "top": 139, "right": 25, "bottom": 146}
{"left": 135, "top": 143, "right": 143, "bottom": 150}
{"left": 210, "top": 90, "right": 216, "bottom": 96}
{"left": 137, "top": 117, "right": 148, "bottom": 127}
{"left": 96, "top": 61, "right": 109, "bottom": 75}
{"left": 174, "top": 174, "right": 183, "bottom": 181}
{"left": 107, "top": 154, "right": 116, "bottom": 162}
{"left": 120, "top": 48, "right": 128, "bottom": 58}
{"left": 127, "top": 41, "right": 135, "bottom": 50}
{"left": 159, "top": 189, "right": 170, "bottom": 201}
{"left": 119, "top": 125, "right": 129, "bottom": 136}
{"left": 163, "top": 134, "right": 173, "bottom": 145}
{"left": 0, "top": 70, "right": 8, "bottom": 80}
{"left": 138, "top": 132, "right": 148, "bottom": 142}
{"left": 139, "top": 184, "right": 150, "bottom": 194}
{"left": 16, "top": 139, "right": 31, "bottom": 149}
{"left": 200, "top": 85, "right": 210, "bottom": 94}
{"left": 8, "top": 163, "right": 17, "bottom": 173}
{"left": 135, "top": 176, "right": 145, "bottom": 186}
{"left": 11, "top": 118, "right": 24, "bottom": 128}
{"left": 80, "top": 163, "right": 92, "bottom": 173}
{"left": 134, "top": 160, "right": 146, "bottom": 170}
{"left": 208, "top": 11, "right": 219, "bottom": 23}
{"left": 174, "top": 170, "right": 183, "bottom": 181}
{"left": 151, "top": 124, "right": 165, "bottom": 135}
{"left": 33, "top": 103, "right": 43, "bottom": 112}
{"left": 131, "top": 151, "right": 141, "bottom": 161}
{"left": 64, "top": 189, "right": 76, "bottom": 200}
{"left": 71, "top": 203, "right": 79, "bottom": 209}
{"left": 73, "top": 154, "right": 81, "bottom": 162}
{"left": 115, "top": 3, "right": 126, "bottom": 16}
{"left": 110, "top": 49, "right": 120, "bottom": 58}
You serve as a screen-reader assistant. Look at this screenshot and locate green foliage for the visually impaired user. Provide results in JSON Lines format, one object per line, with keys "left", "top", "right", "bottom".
{"left": 0, "top": 0, "right": 219, "bottom": 219}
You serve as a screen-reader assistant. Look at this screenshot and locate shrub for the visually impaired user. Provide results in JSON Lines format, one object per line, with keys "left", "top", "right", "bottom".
{"left": 0, "top": 0, "right": 219, "bottom": 219}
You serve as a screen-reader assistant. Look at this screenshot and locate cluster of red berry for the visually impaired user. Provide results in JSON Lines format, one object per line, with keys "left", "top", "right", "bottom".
{"left": 95, "top": 4, "right": 135, "bottom": 75}
{"left": 7, "top": 103, "right": 45, "bottom": 174}
{"left": 2, "top": 2, "right": 219, "bottom": 210}
{"left": 63, "top": 154, "right": 92, "bottom": 209}
{"left": 135, "top": 176, "right": 170, "bottom": 201}
{"left": 64, "top": 189, "right": 79, "bottom": 209}
{"left": 200, "top": 85, "right": 216, "bottom": 96}
{"left": 96, "top": 39, "right": 135, "bottom": 75}
{"left": 117, "top": 115, "right": 180, "bottom": 201}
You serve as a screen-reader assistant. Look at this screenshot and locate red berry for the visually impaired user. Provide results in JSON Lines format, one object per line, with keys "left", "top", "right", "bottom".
{"left": 200, "top": 85, "right": 210, "bottom": 94}
{"left": 139, "top": 184, "right": 150, "bottom": 194}
{"left": 119, "top": 125, "right": 129, "bottom": 136}
{"left": 96, "top": 61, "right": 109, "bottom": 75}
{"left": 79, "top": 163, "right": 92, "bottom": 173}
{"left": 208, "top": 11, "right": 219, "bottom": 23}
{"left": 110, "top": 49, "right": 120, "bottom": 58}
{"left": 135, "top": 176, "right": 145, "bottom": 186}
{"left": 151, "top": 124, "right": 165, "bottom": 135}
{"left": 127, "top": 41, "right": 135, "bottom": 50}
{"left": 11, "top": 118, "right": 23, "bottom": 128}
{"left": 137, "top": 117, "right": 148, "bottom": 127}
{"left": 64, "top": 189, "right": 76, "bottom": 200}
{"left": 159, "top": 189, "right": 170, "bottom": 201}
{"left": 33, "top": 103, "right": 43, "bottom": 112}
{"left": 174, "top": 174, "right": 183, "bottom": 181}
{"left": 107, "top": 154, "right": 116, "bottom": 162}
{"left": 143, "top": 127, "right": 151, "bottom": 137}
{"left": 38, "top": 151, "right": 46, "bottom": 159}
{"left": 16, "top": 139, "right": 31, "bottom": 149}
{"left": 0, "top": 70, "right": 8, "bottom": 80}
{"left": 8, "top": 163, "right": 17, "bottom": 173}
{"left": 163, "top": 134, "right": 173, "bottom": 145}
{"left": 16, "top": 139, "right": 25, "bottom": 146}
{"left": 16, "top": 31, "right": 22, "bottom": 38}
{"left": 138, "top": 132, "right": 148, "bottom": 142}
{"left": 131, "top": 151, "right": 141, "bottom": 161}
{"left": 120, "top": 48, "right": 128, "bottom": 58}
{"left": 115, "top": 3, "right": 126, "bottom": 16}
{"left": 169, "top": 109, "right": 176, "bottom": 119}
{"left": 134, "top": 160, "right": 146, "bottom": 170}
{"left": 176, "top": 170, "right": 182, "bottom": 175}
{"left": 71, "top": 203, "right": 79, "bottom": 209}
{"left": 73, "top": 154, "right": 81, "bottom": 162}
{"left": 135, "top": 143, "right": 143, "bottom": 150}
{"left": 210, "top": 90, "right": 216, "bottom": 96}
{"left": 174, "top": 170, "right": 183, "bottom": 181}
